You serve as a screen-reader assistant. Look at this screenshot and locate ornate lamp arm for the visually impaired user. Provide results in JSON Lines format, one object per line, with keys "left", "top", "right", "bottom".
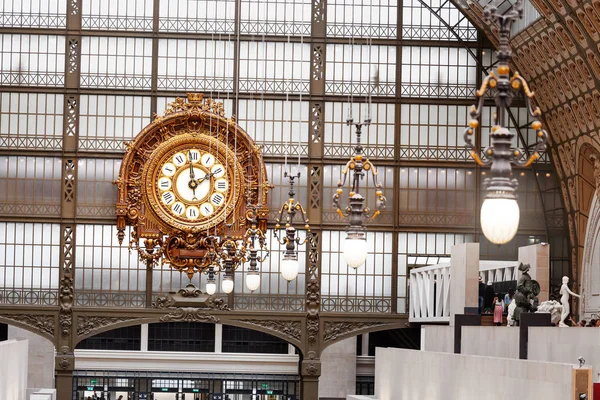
{"left": 333, "top": 118, "right": 386, "bottom": 221}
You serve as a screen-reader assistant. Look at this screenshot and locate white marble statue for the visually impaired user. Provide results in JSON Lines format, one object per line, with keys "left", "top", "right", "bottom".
{"left": 535, "top": 300, "right": 563, "bottom": 325}
{"left": 559, "top": 276, "right": 581, "bottom": 327}
{"left": 507, "top": 299, "right": 516, "bottom": 326}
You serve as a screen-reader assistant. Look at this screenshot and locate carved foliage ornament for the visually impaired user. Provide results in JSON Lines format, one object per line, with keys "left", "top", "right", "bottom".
{"left": 306, "top": 280, "right": 321, "bottom": 343}
{"left": 323, "top": 321, "right": 389, "bottom": 342}
{"left": 59, "top": 274, "right": 74, "bottom": 337}
{"left": 239, "top": 319, "right": 301, "bottom": 342}
{"left": 1, "top": 314, "right": 55, "bottom": 337}
{"left": 77, "top": 316, "right": 139, "bottom": 336}
{"left": 159, "top": 307, "right": 219, "bottom": 324}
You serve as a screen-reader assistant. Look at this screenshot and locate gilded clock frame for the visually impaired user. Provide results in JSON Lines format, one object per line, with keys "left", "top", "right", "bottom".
{"left": 143, "top": 133, "right": 245, "bottom": 233}
{"left": 115, "top": 94, "right": 270, "bottom": 263}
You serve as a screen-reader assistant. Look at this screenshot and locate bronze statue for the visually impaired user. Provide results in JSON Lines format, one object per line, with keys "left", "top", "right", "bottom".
{"left": 511, "top": 263, "right": 540, "bottom": 325}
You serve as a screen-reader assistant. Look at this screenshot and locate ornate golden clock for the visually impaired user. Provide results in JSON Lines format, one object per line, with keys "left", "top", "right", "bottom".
{"left": 115, "top": 94, "right": 269, "bottom": 278}
{"left": 143, "top": 133, "right": 244, "bottom": 232}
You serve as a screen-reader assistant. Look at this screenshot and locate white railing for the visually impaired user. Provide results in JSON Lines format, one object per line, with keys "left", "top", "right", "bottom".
{"left": 409, "top": 263, "right": 451, "bottom": 323}
{"left": 478, "top": 260, "right": 519, "bottom": 283}
{"left": 409, "top": 260, "right": 518, "bottom": 323}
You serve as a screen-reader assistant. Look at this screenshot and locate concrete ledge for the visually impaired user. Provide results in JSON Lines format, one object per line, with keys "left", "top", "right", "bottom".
{"left": 347, "top": 396, "right": 378, "bottom": 400}
{"left": 375, "top": 347, "right": 574, "bottom": 400}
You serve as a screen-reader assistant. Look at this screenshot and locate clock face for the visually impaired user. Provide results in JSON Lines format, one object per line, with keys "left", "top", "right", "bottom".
{"left": 143, "top": 133, "right": 244, "bottom": 232}
{"left": 156, "top": 149, "right": 230, "bottom": 222}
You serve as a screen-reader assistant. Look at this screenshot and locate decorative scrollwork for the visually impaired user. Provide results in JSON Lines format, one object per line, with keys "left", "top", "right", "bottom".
{"left": 77, "top": 316, "right": 139, "bottom": 336}
{"left": 323, "top": 321, "right": 388, "bottom": 342}
{"left": 178, "top": 283, "right": 202, "bottom": 298}
{"left": 163, "top": 94, "right": 228, "bottom": 119}
{"left": 1, "top": 314, "right": 55, "bottom": 337}
{"left": 159, "top": 308, "right": 219, "bottom": 323}
{"left": 239, "top": 319, "right": 301, "bottom": 342}
{"left": 59, "top": 313, "right": 72, "bottom": 337}
{"left": 306, "top": 279, "right": 321, "bottom": 343}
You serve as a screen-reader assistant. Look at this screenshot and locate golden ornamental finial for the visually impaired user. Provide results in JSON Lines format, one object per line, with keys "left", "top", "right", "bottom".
{"left": 187, "top": 93, "right": 204, "bottom": 104}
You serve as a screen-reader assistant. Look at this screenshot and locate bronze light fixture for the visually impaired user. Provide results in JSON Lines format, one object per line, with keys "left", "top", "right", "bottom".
{"left": 464, "top": 0, "right": 548, "bottom": 244}
{"left": 333, "top": 115, "right": 386, "bottom": 268}
{"left": 243, "top": 205, "right": 269, "bottom": 291}
{"left": 274, "top": 172, "right": 312, "bottom": 281}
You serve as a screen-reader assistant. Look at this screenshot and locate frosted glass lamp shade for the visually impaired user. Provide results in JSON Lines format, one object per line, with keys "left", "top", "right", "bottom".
{"left": 222, "top": 278, "right": 234, "bottom": 294}
{"left": 480, "top": 197, "right": 520, "bottom": 245}
{"left": 342, "top": 236, "right": 368, "bottom": 268}
{"left": 246, "top": 272, "right": 261, "bottom": 291}
{"left": 281, "top": 258, "right": 299, "bottom": 281}
{"left": 206, "top": 282, "right": 216, "bottom": 295}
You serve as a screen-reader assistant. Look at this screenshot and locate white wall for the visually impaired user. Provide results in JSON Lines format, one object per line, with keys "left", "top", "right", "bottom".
{"left": 449, "top": 243, "right": 480, "bottom": 326}
{"left": 528, "top": 327, "right": 600, "bottom": 380}
{"left": 75, "top": 350, "right": 299, "bottom": 374}
{"left": 319, "top": 337, "right": 357, "bottom": 399}
{"left": 420, "top": 325, "right": 453, "bottom": 353}
{"left": 582, "top": 191, "right": 600, "bottom": 318}
{"left": 8, "top": 325, "right": 55, "bottom": 389}
{"left": 0, "top": 339, "right": 29, "bottom": 400}
{"left": 461, "top": 326, "right": 519, "bottom": 359}
{"left": 375, "top": 347, "right": 573, "bottom": 400}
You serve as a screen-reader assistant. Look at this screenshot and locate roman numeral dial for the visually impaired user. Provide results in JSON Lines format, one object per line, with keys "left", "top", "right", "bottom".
{"left": 155, "top": 147, "right": 231, "bottom": 223}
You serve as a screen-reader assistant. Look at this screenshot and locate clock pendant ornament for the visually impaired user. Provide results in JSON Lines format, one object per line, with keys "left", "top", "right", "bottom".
{"left": 116, "top": 94, "right": 270, "bottom": 279}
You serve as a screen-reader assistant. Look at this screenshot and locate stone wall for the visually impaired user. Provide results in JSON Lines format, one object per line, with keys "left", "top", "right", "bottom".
{"left": 319, "top": 337, "right": 357, "bottom": 399}
{"left": 8, "top": 325, "right": 55, "bottom": 389}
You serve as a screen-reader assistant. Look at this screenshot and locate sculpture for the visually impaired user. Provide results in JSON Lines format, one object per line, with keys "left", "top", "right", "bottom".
{"left": 535, "top": 300, "right": 563, "bottom": 325}
{"left": 559, "top": 276, "right": 580, "bottom": 327}
{"left": 512, "top": 263, "right": 540, "bottom": 325}
{"left": 507, "top": 299, "right": 517, "bottom": 326}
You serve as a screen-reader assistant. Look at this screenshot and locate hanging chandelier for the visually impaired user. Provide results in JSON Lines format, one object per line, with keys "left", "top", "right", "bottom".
{"left": 197, "top": 213, "right": 269, "bottom": 295}
{"left": 274, "top": 172, "right": 313, "bottom": 281}
{"left": 243, "top": 205, "right": 270, "bottom": 291}
{"left": 333, "top": 115, "right": 386, "bottom": 268}
{"left": 463, "top": 0, "right": 548, "bottom": 245}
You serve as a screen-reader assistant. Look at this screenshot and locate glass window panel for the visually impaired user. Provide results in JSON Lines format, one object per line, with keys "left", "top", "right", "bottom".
{"left": 239, "top": 41, "right": 310, "bottom": 94}
{"left": 240, "top": 0, "right": 311, "bottom": 36}
{"left": 324, "top": 102, "right": 394, "bottom": 159}
{"left": 0, "top": 34, "right": 65, "bottom": 87}
{"left": 79, "top": 95, "right": 151, "bottom": 152}
{"left": 159, "top": 0, "right": 235, "bottom": 33}
{"left": 399, "top": 103, "right": 470, "bottom": 160}
{"left": 238, "top": 99, "right": 309, "bottom": 157}
{"left": 0, "top": 222, "right": 60, "bottom": 305}
{"left": 402, "top": 0, "right": 476, "bottom": 41}
{"left": 321, "top": 230, "right": 393, "bottom": 313}
{"left": 398, "top": 167, "right": 475, "bottom": 228}
{"left": 401, "top": 46, "right": 476, "bottom": 98}
{"left": 77, "top": 159, "right": 120, "bottom": 218}
{"left": 0, "top": 0, "right": 66, "bottom": 28}
{"left": 327, "top": 0, "right": 397, "bottom": 38}
{"left": 0, "top": 156, "right": 62, "bottom": 216}
{"left": 157, "top": 39, "right": 234, "bottom": 91}
{"left": 75, "top": 225, "right": 146, "bottom": 308}
{"left": 326, "top": 44, "right": 396, "bottom": 96}
{"left": 82, "top": 0, "right": 153, "bottom": 31}
{"left": 80, "top": 36, "right": 153, "bottom": 89}
{"left": 0, "top": 92, "right": 63, "bottom": 149}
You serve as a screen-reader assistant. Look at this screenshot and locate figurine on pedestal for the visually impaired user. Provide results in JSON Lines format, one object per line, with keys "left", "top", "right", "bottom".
{"left": 559, "top": 276, "right": 580, "bottom": 327}
{"left": 511, "top": 263, "right": 540, "bottom": 326}
{"left": 535, "top": 300, "right": 563, "bottom": 325}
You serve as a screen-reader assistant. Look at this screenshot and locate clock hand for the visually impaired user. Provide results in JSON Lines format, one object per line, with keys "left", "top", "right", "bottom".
{"left": 197, "top": 171, "right": 216, "bottom": 184}
{"left": 188, "top": 154, "right": 195, "bottom": 179}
